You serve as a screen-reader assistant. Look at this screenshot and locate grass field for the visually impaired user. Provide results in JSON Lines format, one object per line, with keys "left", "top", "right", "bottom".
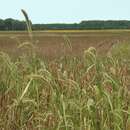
{"left": 0, "top": 30, "right": 130, "bottom": 59}
{"left": 0, "top": 29, "right": 130, "bottom": 130}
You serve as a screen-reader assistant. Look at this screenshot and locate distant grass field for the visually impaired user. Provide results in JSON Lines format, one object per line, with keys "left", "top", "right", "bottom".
{"left": 0, "top": 30, "right": 130, "bottom": 59}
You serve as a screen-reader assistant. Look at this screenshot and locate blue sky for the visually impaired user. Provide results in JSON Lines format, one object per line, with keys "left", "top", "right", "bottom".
{"left": 0, "top": 0, "right": 130, "bottom": 23}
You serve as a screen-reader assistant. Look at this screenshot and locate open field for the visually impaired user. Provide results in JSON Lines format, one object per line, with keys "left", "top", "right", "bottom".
{"left": 0, "top": 30, "right": 130, "bottom": 130}
{"left": 0, "top": 30, "right": 130, "bottom": 58}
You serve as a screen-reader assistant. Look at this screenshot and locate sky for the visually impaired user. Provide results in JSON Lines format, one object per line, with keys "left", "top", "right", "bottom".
{"left": 0, "top": 0, "right": 130, "bottom": 24}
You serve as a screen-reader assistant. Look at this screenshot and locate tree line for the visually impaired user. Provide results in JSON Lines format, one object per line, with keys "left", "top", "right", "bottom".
{"left": 0, "top": 18, "right": 130, "bottom": 30}
{"left": 0, "top": 18, "right": 27, "bottom": 30}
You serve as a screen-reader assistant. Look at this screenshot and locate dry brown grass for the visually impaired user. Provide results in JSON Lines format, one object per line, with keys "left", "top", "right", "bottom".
{"left": 0, "top": 30, "right": 130, "bottom": 59}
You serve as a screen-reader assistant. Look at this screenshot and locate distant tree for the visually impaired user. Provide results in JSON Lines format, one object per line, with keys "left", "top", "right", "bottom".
{"left": 12, "top": 20, "right": 26, "bottom": 30}
{"left": 0, "top": 19, "right": 5, "bottom": 30}
{"left": 0, "top": 19, "right": 130, "bottom": 30}
{"left": 4, "top": 18, "right": 14, "bottom": 30}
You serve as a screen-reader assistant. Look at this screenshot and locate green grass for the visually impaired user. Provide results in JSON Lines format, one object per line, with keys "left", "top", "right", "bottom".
{"left": 0, "top": 10, "right": 130, "bottom": 130}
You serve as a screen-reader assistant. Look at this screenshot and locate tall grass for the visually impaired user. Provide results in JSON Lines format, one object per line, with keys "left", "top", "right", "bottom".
{"left": 0, "top": 10, "right": 130, "bottom": 130}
